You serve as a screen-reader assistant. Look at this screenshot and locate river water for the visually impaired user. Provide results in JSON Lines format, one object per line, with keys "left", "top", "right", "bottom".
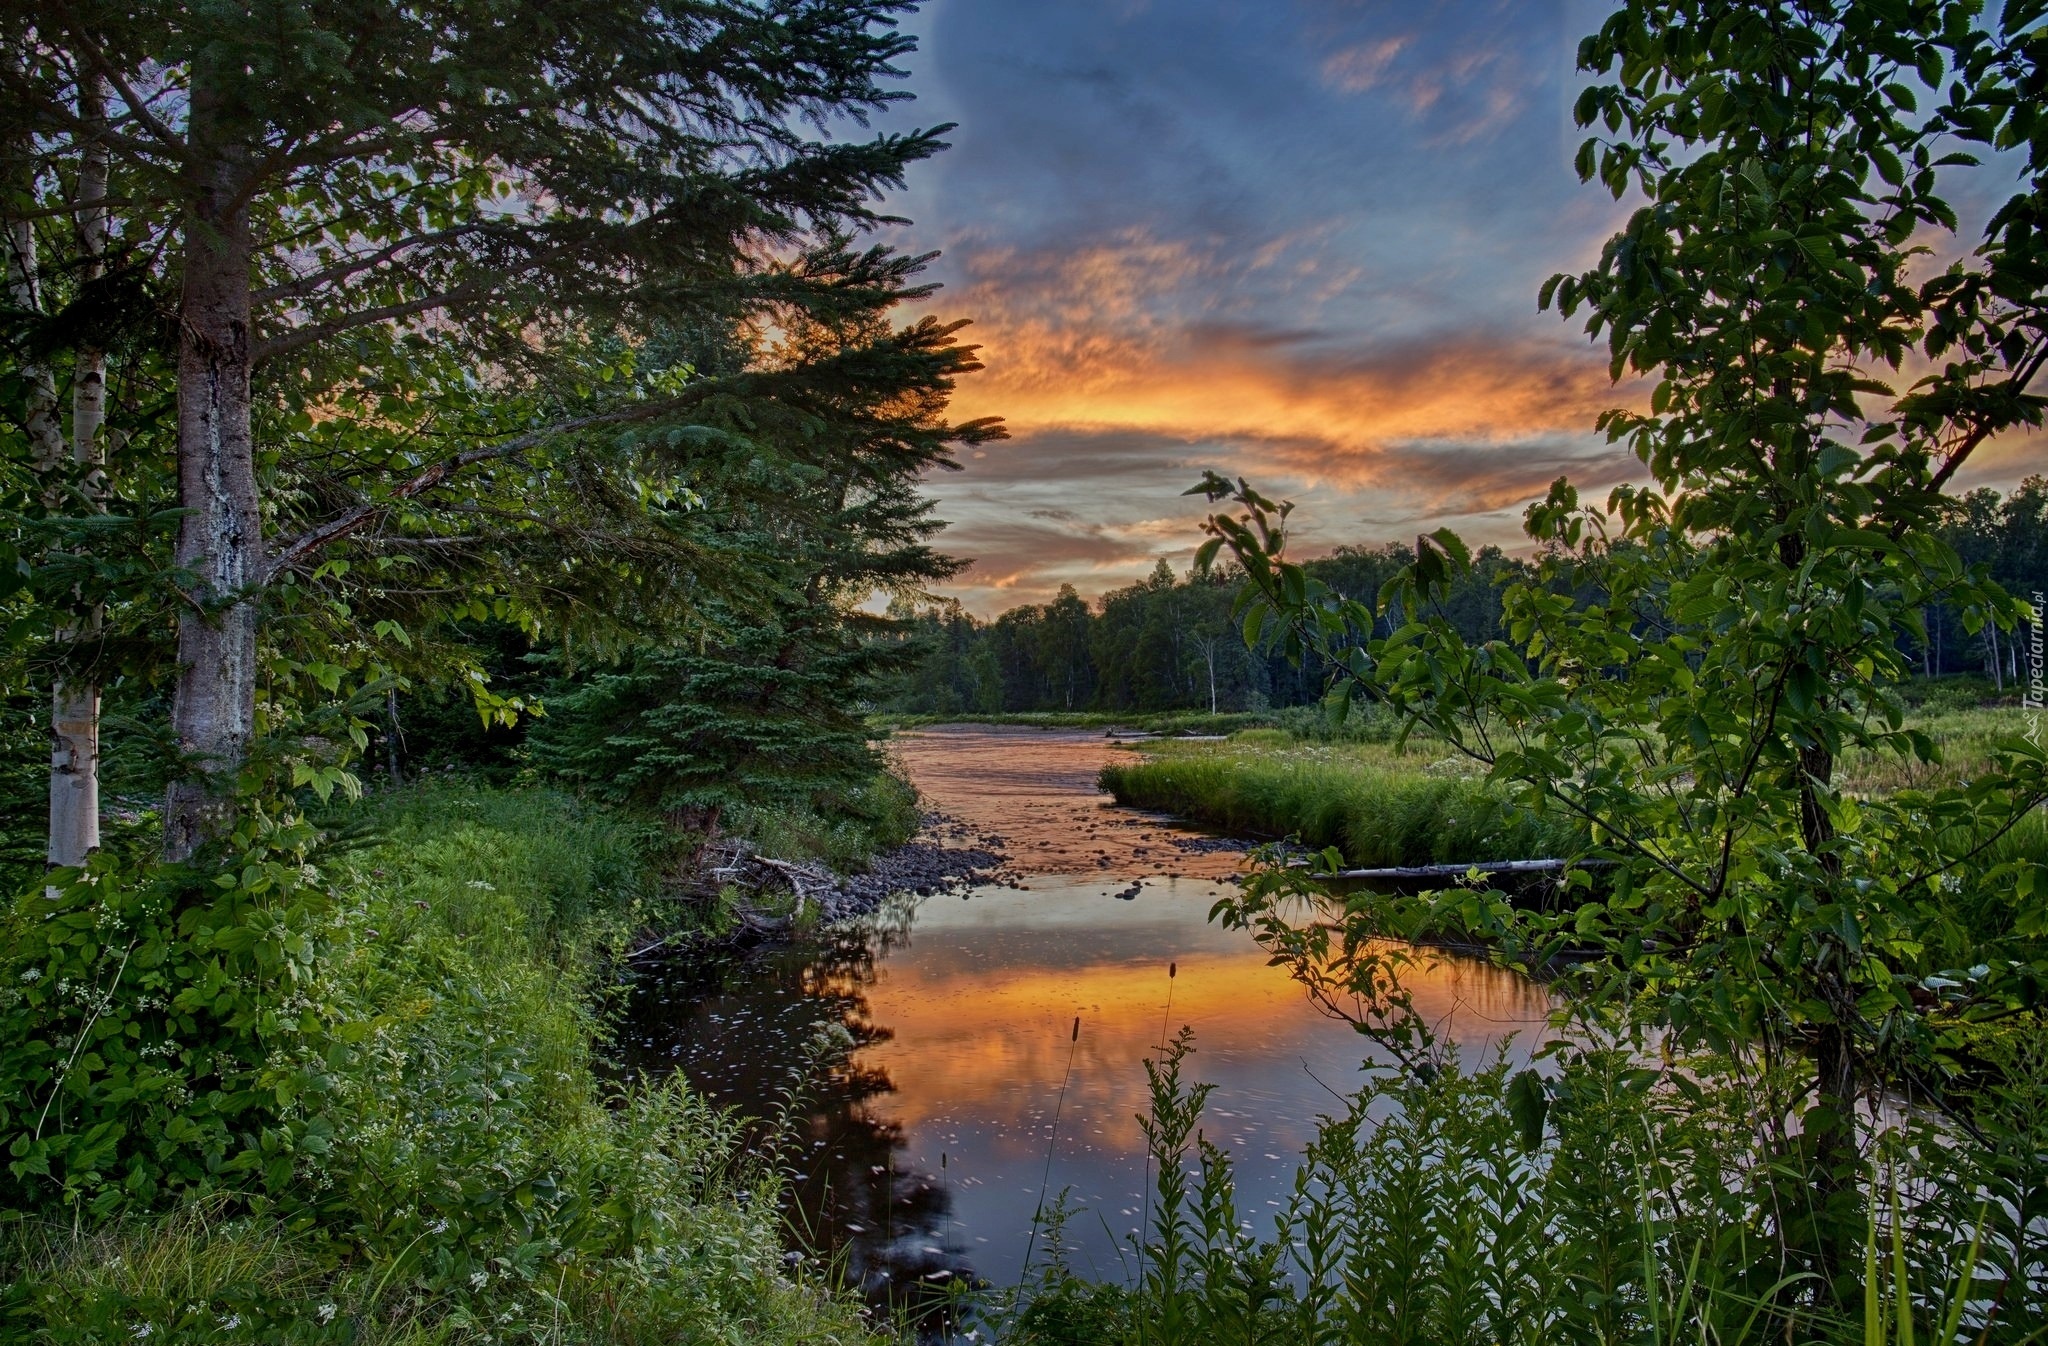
{"left": 619, "top": 726, "right": 1549, "bottom": 1303}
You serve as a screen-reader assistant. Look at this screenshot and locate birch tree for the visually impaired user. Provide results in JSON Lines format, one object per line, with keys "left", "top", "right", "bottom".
{"left": 2, "top": 64, "right": 132, "bottom": 871}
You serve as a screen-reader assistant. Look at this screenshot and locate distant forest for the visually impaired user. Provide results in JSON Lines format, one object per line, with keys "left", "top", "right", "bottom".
{"left": 885, "top": 477, "right": 2048, "bottom": 716}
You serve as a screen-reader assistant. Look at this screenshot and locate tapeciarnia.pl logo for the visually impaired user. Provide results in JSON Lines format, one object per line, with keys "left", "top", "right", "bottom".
{"left": 2026, "top": 591, "right": 2044, "bottom": 750}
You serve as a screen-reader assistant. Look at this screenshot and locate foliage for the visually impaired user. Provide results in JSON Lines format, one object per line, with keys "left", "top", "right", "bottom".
{"left": 732, "top": 768, "right": 920, "bottom": 874}
{"left": 0, "top": 808, "right": 339, "bottom": 1216}
{"left": 2, "top": 781, "right": 883, "bottom": 1343}
{"left": 1000, "top": 1026, "right": 2048, "bottom": 1344}
{"left": 1193, "top": 0, "right": 2048, "bottom": 1283}
{"left": 884, "top": 488, "right": 2046, "bottom": 718}
{"left": 528, "top": 309, "right": 987, "bottom": 841}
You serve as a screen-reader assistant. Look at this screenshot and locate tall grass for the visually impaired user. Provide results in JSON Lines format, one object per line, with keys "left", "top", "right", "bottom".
{"left": 1, "top": 783, "right": 882, "bottom": 1345}
{"left": 1003, "top": 1029, "right": 2048, "bottom": 1345}
{"left": 1099, "top": 737, "right": 1583, "bottom": 866}
{"left": 1837, "top": 705, "right": 2044, "bottom": 796}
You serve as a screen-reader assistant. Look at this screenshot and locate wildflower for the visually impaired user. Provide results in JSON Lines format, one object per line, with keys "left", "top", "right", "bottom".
{"left": 217, "top": 1313, "right": 241, "bottom": 1330}
{"left": 468, "top": 1270, "right": 489, "bottom": 1290}
{"left": 130, "top": 1326, "right": 152, "bottom": 1340}
{"left": 315, "top": 1304, "right": 337, "bottom": 1324}
{"left": 19, "top": 967, "right": 40, "bottom": 983}
{"left": 429, "top": 1217, "right": 450, "bottom": 1234}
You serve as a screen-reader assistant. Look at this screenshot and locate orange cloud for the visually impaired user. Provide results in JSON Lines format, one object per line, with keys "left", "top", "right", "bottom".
{"left": 934, "top": 230, "right": 1639, "bottom": 493}
{"left": 914, "top": 229, "right": 1648, "bottom": 612}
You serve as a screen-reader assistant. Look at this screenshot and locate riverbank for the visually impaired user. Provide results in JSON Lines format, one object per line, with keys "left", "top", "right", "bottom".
{"left": 4, "top": 782, "right": 888, "bottom": 1344}
{"left": 1099, "top": 712, "right": 2048, "bottom": 873}
{"left": 1099, "top": 733, "right": 1582, "bottom": 867}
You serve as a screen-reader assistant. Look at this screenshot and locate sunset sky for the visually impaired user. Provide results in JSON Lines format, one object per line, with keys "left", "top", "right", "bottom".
{"left": 868, "top": 0, "right": 2039, "bottom": 615}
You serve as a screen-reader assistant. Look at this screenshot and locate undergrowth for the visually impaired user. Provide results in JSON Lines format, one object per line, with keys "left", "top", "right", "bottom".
{"left": 998, "top": 1028, "right": 2048, "bottom": 1345}
{"left": 0, "top": 782, "right": 882, "bottom": 1345}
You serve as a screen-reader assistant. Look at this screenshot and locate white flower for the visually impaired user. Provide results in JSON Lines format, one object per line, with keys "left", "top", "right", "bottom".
{"left": 19, "top": 967, "right": 40, "bottom": 983}
{"left": 217, "top": 1313, "right": 241, "bottom": 1330}
{"left": 428, "top": 1217, "right": 450, "bottom": 1234}
{"left": 129, "top": 1326, "right": 152, "bottom": 1340}
{"left": 315, "top": 1303, "right": 337, "bottom": 1324}
{"left": 468, "top": 1270, "right": 489, "bottom": 1290}
{"left": 465, "top": 880, "right": 495, "bottom": 891}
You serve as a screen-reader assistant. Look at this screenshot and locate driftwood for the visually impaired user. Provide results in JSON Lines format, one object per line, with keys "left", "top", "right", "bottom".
{"left": 1322, "top": 858, "right": 1615, "bottom": 881}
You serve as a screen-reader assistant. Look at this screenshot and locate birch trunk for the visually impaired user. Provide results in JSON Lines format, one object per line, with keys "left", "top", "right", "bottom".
{"left": 49, "top": 78, "right": 111, "bottom": 869}
{"left": 163, "top": 92, "right": 260, "bottom": 861}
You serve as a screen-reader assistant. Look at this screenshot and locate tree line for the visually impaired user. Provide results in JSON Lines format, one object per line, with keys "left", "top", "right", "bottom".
{"left": 885, "top": 477, "right": 2046, "bottom": 717}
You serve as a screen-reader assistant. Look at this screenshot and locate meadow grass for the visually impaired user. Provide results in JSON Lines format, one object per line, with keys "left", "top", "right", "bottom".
{"left": 1098, "top": 734, "right": 1583, "bottom": 866}
{"left": 1837, "top": 705, "right": 2042, "bottom": 794}
{"left": 877, "top": 708, "right": 1273, "bottom": 735}
{"left": 1101, "top": 706, "right": 2046, "bottom": 870}
{"left": 2, "top": 782, "right": 883, "bottom": 1345}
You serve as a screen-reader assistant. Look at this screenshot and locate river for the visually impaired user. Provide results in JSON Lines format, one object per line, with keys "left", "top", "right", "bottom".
{"left": 617, "top": 725, "right": 1549, "bottom": 1306}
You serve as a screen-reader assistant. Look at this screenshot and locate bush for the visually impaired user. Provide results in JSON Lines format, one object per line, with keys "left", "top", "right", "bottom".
{"left": 733, "top": 769, "right": 920, "bottom": 873}
{"left": 1, "top": 782, "right": 881, "bottom": 1344}
{"left": 0, "top": 808, "right": 342, "bottom": 1216}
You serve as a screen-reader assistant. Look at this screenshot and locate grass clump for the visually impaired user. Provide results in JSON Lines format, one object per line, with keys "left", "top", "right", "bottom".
{"left": 1100, "top": 735, "right": 1582, "bottom": 866}
{"left": 1, "top": 781, "right": 880, "bottom": 1345}
{"left": 731, "top": 768, "right": 920, "bottom": 874}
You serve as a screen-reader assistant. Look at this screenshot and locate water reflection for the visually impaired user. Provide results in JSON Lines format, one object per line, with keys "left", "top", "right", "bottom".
{"left": 622, "top": 878, "right": 1549, "bottom": 1304}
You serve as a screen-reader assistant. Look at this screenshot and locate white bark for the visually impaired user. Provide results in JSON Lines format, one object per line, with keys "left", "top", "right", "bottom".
{"left": 49, "top": 77, "right": 111, "bottom": 869}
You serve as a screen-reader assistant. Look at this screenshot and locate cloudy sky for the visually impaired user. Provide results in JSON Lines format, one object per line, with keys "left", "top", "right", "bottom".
{"left": 866, "top": 0, "right": 2036, "bottom": 614}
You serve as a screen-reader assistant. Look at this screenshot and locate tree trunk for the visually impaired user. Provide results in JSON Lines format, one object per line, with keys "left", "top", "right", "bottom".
{"left": 163, "top": 111, "right": 260, "bottom": 862}
{"left": 49, "top": 78, "right": 112, "bottom": 870}
{"left": 1, "top": 140, "right": 64, "bottom": 474}
{"left": 1796, "top": 738, "right": 1863, "bottom": 1294}
{"left": 385, "top": 687, "right": 404, "bottom": 788}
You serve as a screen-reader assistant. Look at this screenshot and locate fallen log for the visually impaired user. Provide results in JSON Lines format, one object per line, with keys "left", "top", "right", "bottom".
{"left": 1321, "top": 858, "right": 1614, "bottom": 881}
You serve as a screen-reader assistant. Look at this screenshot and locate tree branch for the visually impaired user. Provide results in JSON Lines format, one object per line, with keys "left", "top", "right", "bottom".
{"left": 263, "top": 398, "right": 693, "bottom": 578}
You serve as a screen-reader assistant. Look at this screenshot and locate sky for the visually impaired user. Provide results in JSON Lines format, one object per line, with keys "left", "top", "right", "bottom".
{"left": 865, "top": 0, "right": 2040, "bottom": 615}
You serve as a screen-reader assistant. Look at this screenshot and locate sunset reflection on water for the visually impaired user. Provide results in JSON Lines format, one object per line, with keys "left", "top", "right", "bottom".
{"left": 621, "top": 728, "right": 1550, "bottom": 1304}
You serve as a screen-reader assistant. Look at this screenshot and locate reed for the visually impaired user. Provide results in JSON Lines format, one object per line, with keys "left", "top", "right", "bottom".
{"left": 1099, "top": 738, "right": 1582, "bottom": 867}
{"left": 1021, "top": 1016, "right": 1084, "bottom": 1285}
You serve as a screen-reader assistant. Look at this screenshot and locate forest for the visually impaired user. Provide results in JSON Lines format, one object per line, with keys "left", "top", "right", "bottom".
{"left": 1, "top": 1, "right": 2046, "bottom": 1344}
{"left": 886, "top": 479, "right": 2048, "bottom": 717}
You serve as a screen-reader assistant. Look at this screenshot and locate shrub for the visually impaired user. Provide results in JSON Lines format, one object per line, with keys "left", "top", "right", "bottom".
{"left": 1, "top": 781, "right": 883, "bottom": 1344}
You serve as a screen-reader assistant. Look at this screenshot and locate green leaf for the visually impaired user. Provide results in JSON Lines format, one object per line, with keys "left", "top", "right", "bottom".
{"left": 1506, "top": 1069, "right": 1549, "bottom": 1150}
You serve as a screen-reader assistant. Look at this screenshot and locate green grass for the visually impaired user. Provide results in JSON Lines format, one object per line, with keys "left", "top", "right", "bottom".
{"left": 1099, "top": 736, "right": 1583, "bottom": 866}
{"left": 1101, "top": 707, "right": 2048, "bottom": 873}
{"left": 733, "top": 768, "right": 920, "bottom": 873}
{"left": 2, "top": 783, "right": 882, "bottom": 1345}
{"left": 1838, "top": 705, "right": 2039, "bottom": 795}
